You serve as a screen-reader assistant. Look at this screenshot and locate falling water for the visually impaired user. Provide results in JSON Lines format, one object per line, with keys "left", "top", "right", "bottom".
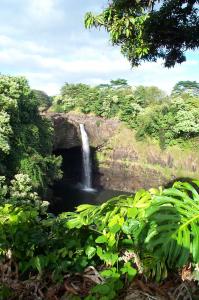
{"left": 79, "top": 124, "right": 92, "bottom": 190}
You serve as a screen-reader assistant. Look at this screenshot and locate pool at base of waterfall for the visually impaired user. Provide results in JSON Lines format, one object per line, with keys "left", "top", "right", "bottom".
{"left": 49, "top": 181, "right": 131, "bottom": 215}
{"left": 50, "top": 124, "right": 131, "bottom": 214}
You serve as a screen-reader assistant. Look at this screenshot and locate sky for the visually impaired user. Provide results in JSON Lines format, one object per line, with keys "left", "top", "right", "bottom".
{"left": 0, "top": 0, "right": 198, "bottom": 95}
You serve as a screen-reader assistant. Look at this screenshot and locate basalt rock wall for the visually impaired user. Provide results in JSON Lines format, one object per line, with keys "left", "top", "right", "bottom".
{"left": 45, "top": 112, "right": 120, "bottom": 150}
{"left": 44, "top": 112, "right": 199, "bottom": 192}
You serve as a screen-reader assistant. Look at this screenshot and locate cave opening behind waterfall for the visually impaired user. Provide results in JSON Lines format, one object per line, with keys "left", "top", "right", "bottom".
{"left": 53, "top": 147, "right": 87, "bottom": 185}
{"left": 49, "top": 147, "right": 130, "bottom": 214}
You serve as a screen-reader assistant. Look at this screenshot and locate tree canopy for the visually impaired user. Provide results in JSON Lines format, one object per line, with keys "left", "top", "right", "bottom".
{"left": 51, "top": 80, "right": 199, "bottom": 148}
{"left": 32, "top": 89, "right": 52, "bottom": 111}
{"left": 172, "top": 80, "right": 199, "bottom": 96}
{"left": 85, "top": 0, "right": 199, "bottom": 67}
{"left": 110, "top": 78, "right": 129, "bottom": 87}
{"left": 0, "top": 75, "right": 62, "bottom": 195}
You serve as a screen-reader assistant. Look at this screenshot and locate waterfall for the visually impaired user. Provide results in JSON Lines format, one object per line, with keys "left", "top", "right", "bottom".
{"left": 79, "top": 123, "right": 92, "bottom": 190}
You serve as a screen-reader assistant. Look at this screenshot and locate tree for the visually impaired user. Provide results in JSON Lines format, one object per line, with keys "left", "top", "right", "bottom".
{"left": 85, "top": 0, "right": 199, "bottom": 67}
{"left": 0, "top": 75, "right": 62, "bottom": 194}
{"left": 136, "top": 95, "right": 199, "bottom": 146}
{"left": 134, "top": 85, "right": 167, "bottom": 106}
{"left": 32, "top": 89, "right": 52, "bottom": 111}
{"left": 110, "top": 78, "right": 129, "bottom": 88}
{"left": 172, "top": 81, "right": 199, "bottom": 96}
{"left": 97, "top": 83, "right": 110, "bottom": 89}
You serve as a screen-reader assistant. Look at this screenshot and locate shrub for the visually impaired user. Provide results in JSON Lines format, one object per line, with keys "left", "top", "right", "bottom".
{"left": 0, "top": 75, "right": 62, "bottom": 194}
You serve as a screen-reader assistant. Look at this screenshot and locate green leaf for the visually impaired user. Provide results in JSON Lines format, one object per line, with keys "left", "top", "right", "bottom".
{"left": 95, "top": 235, "right": 108, "bottom": 244}
{"left": 121, "top": 262, "right": 137, "bottom": 280}
{"left": 85, "top": 246, "right": 96, "bottom": 259}
{"left": 92, "top": 283, "right": 111, "bottom": 295}
{"left": 31, "top": 256, "right": 47, "bottom": 274}
{"left": 100, "top": 269, "right": 113, "bottom": 277}
{"left": 126, "top": 29, "right": 130, "bottom": 37}
{"left": 109, "top": 223, "right": 121, "bottom": 234}
{"left": 121, "top": 238, "right": 134, "bottom": 245}
{"left": 127, "top": 207, "right": 137, "bottom": 218}
{"left": 191, "top": 223, "right": 199, "bottom": 262}
{"left": 76, "top": 204, "right": 95, "bottom": 212}
{"left": 122, "top": 219, "right": 140, "bottom": 235}
{"left": 145, "top": 182, "right": 199, "bottom": 268}
{"left": 100, "top": 268, "right": 120, "bottom": 279}
{"left": 66, "top": 216, "right": 83, "bottom": 229}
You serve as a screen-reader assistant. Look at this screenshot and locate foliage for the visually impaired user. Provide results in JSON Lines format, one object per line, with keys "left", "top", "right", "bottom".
{"left": 0, "top": 111, "right": 12, "bottom": 154}
{"left": 0, "top": 179, "right": 199, "bottom": 297}
{"left": 86, "top": 275, "right": 123, "bottom": 300}
{"left": 134, "top": 85, "right": 167, "bottom": 107}
{"left": 0, "top": 174, "right": 48, "bottom": 210}
{"left": 110, "top": 78, "right": 129, "bottom": 88}
{"left": 51, "top": 80, "right": 135, "bottom": 118}
{"left": 1, "top": 75, "right": 199, "bottom": 297}
{"left": 51, "top": 80, "right": 199, "bottom": 148}
{"left": 32, "top": 89, "right": 52, "bottom": 111}
{"left": 136, "top": 95, "right": 199, "bottom": 147}
{"left": 85, "top": 0, "right": 199, "bottom": 67}
{"left": 51, "top": 80, "right": 165, "bottom": 122}
{"left": 145, "top": 181, "right": 199, "bottom": 268}
{"left": 172, "top": 80, "right": 199, "bottom": 97}
{"left": 0, "top": 75, "right": 62, "bottom": 194}
{"left": 60, "top": 181, "right": 199, "bottom": 281}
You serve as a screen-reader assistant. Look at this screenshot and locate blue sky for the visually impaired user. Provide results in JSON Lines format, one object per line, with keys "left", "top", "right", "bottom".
{"left": 0, "top": 0, "right": 198, "bottom": 95}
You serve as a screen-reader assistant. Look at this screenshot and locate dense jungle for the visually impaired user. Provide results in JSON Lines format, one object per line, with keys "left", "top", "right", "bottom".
{"left": 0, "top": 0, "right": 199, "bottom": 299}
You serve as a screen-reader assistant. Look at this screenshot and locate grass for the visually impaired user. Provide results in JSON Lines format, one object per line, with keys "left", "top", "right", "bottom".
{"left": 95, "top": 123, "right": 199, "bottom": 182}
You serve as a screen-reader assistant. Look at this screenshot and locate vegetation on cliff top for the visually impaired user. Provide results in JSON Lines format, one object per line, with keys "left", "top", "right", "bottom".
{"left": 51, "top": 80, "right": 199, "bottom": 149}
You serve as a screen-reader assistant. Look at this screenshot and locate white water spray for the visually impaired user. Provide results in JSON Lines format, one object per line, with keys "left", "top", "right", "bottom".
{"left": 79, "top": 124, "right": 92, "bottom": 190}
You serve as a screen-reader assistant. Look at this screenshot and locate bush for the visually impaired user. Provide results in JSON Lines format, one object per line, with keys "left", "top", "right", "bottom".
{"left": 51, "top": 81, "right": 199, "bottom": 148}
{"left": 136, "top": 96, "right": 199, "bottom": 146}
{"left": 0, "top": 75, "right": 62, "bottom": 195}
{"left": 0, "top": 179, "right": 199, "bottom": 288}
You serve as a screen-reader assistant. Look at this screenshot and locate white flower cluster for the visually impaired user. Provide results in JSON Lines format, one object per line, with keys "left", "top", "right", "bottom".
{"left": 1, "top": 174, "right": 49, "bottom": 213}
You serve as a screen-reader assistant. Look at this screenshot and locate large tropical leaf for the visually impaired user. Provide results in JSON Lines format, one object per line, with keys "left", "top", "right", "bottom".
{"left": 144, "top": 181, "right": 199, "bottom": 267}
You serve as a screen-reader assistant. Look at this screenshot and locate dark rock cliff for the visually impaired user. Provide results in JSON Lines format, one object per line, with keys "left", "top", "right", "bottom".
{"left": 44, "top": 112, "right": 199, "bottom": 192}
{"left": 45, "top": 112, "right": 120, "bottom": 149}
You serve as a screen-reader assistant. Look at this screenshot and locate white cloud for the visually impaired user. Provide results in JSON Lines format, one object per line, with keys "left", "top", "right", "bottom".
{"left": 28, "top": 0, "right": 55, "bottom": 17}
{"left": 0, "top": 34, "right": 12, "bottom": 45}
{"left": 0, "top": 34, "right": 52, "bottom": 55}
{"left": 0, "top": 49, "right": 27, "bottom": 63}
{"left": 0, "top": 0, "right": 198, "bottom": 96}
{"left": 126, "top": 59, "right": 199, "bottom": 93}
{"left": 26, "top": 0, "right": 65, "bottom": 26}
{"left": 0, "top": 35, "right": 130, "bottom": 75}
{"left": 35, "top": 55, "right": 130, "bottom": 74}
{"left": 0, "top": 39, "right": 198, "bottom": 95}
{"left": 32, "top": 81, "right": 61, "bottom": 95}
{"left": 17, "top": 72, "right": 54, "bottom": 80}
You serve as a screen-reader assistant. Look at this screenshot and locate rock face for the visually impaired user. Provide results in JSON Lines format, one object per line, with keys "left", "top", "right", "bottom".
{"left": 44, "top": 112, "right": 199, "bottom": 192}
{"left": 50, "top": 114, "right": 80, "bottom": 149}
{"left": 45, "top": 112, "right": 120, "bottom": 149}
